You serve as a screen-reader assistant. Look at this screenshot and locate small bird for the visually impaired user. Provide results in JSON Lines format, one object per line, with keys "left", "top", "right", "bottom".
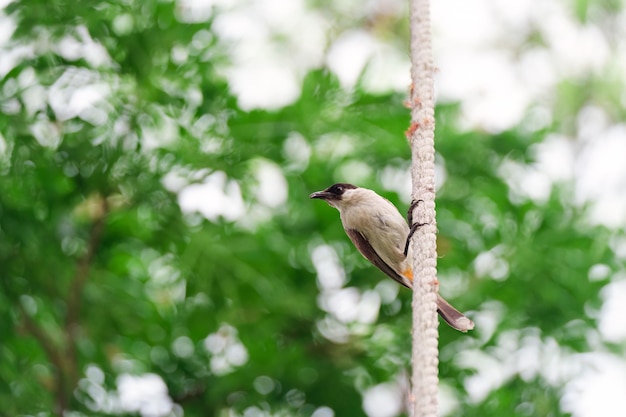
{"left": 310, "top": 183, "right": 474, "bottom": 332}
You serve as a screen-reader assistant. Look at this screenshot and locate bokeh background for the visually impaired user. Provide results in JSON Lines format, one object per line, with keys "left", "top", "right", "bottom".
{"left": 1, "top": 0, "right": 626, "bottom": 416}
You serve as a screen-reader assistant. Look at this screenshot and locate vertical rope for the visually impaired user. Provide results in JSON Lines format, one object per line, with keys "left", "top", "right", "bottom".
{"left": 407, "top": 0, "right": 439, "bottom": 415}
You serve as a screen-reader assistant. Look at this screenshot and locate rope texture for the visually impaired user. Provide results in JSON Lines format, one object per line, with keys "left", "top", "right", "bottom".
{"left": 408, "top": 0, "right": 439, "bottom": 415}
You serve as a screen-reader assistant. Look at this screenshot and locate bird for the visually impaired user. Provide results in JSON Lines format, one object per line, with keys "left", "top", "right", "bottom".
{"left": 310, "top": 183, "right": 474, "bottom": 332}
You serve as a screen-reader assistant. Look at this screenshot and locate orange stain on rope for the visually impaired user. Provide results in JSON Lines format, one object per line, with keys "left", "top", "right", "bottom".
{"left": 405, "top": 122, "right": 420, "bottom": 139}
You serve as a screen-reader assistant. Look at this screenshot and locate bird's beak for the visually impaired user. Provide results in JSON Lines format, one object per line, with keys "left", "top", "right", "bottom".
{"left": 310, "top": 190, "right": 331, "bottom": 200}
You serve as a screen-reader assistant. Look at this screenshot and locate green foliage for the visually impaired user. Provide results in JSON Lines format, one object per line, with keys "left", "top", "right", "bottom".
{"left": 0, "top": 1, "right": 623, "bottom": 417}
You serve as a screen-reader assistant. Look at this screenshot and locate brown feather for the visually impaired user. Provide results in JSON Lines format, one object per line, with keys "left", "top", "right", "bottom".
{"left": 345, "top": 229, "right": 411, "bottom": 288}
{"left": 436, "top": 295, "right": 475, "bottom": 332}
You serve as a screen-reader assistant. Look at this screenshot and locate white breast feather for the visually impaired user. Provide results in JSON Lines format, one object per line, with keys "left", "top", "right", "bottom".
{"left": 338, "top": 189, "right": 411, "bottom": 273}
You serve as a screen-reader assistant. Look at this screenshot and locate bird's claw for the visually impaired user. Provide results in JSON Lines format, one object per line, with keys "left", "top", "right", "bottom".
{"left": 406, "top": 199, "right": 424, "bottom": 228}
{"left": 404, "top": 199, "right": 427, "bottom": 257}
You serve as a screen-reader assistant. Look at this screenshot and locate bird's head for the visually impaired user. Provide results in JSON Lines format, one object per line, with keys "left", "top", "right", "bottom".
{"left": 310, "top": 183, "right": 359, "bottom": 209}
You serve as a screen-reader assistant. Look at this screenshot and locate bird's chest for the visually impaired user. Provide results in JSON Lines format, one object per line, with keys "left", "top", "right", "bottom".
{"left": 341, "top": 208, "right": 405, "bottom": 249}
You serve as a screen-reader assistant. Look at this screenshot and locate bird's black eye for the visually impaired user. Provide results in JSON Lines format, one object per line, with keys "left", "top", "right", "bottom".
{"left": 330, "top": 184, "right": 343, "bottom": 195}
{"left": 327, "top": 183, "right": 356, "bottom": 196}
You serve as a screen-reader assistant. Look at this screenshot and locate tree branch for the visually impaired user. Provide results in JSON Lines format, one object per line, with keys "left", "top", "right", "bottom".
{"left": 65, "top": 197, "right": 108, "bottom": 331}
{"left": 407, "top": 0, "right": 439, "bottom": 415}
{"left": 64, "top": 195, "right": 109, "bottom": 394}
{"left": 18, "top": 302, "right": 70, "bottom": 414}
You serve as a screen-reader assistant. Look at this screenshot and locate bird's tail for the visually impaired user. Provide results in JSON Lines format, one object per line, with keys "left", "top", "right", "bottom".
{"left": 436, "top": 295, "right": 475, "bottom": 332}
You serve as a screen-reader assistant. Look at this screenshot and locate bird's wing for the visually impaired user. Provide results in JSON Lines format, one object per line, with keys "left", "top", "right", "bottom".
{"left": 346, "top": 229, "right": 475, "bottom": 332}
{"left": 345, "top": 228, "right": 412, "bottom": 289}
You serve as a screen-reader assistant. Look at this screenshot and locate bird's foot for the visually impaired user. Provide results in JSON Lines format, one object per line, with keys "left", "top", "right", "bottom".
{"left": 404, "top": 199, "right": 427, "bottom": 257}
